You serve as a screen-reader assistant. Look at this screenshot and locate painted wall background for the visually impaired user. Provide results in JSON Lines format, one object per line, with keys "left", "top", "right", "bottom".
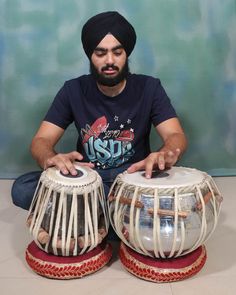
{"left": 0, "top": 0, "right": 236, "bottom": 178}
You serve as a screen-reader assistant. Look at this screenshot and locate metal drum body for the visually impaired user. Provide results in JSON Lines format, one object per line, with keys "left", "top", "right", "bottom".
{"left": 27, "top": 165, "right": 109, "bottom": 256}
{"left": 108, "top": 166, "right": 222, "bottom": 258}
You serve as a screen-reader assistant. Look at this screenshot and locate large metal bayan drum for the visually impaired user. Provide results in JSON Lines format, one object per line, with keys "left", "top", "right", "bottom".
{"left": 25, "top": 165, "right": 112, "bottom": 279}
{"left": 108, "top": 166, "right": 223, "bottom": 282}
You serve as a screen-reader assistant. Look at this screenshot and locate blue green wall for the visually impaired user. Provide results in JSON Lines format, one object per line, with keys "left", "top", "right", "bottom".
{"left": 0, "top": 0, "right": 236, "bottom": 178}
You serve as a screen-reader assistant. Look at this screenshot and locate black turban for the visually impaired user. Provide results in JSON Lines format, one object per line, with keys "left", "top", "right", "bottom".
{"left": 81, "top": 11, "right": 136, "bottom": 58}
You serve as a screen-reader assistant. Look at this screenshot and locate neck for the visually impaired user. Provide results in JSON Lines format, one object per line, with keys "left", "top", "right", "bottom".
{"left": 97, "top": 79, "right": 126, "bottom": 97}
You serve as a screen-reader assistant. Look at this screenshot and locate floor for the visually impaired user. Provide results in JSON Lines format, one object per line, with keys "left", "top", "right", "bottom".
{"left": 0, "top": 176, "right": 235, "bottom": 295}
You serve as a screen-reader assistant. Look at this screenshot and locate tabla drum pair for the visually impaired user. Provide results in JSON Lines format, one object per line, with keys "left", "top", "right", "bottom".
{"left": 25, "top": 164, "right": 222, "bottom": 282}
{"left": 108, "top": 166, "right": 223, "bottom": 282}
{"left": 25, "top": 164, "right": 112, "bottom": 279}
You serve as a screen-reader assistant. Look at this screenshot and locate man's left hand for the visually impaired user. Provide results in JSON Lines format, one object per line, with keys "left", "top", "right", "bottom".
{"left": 127, "top": 148, "right": 181, "bottom": 178}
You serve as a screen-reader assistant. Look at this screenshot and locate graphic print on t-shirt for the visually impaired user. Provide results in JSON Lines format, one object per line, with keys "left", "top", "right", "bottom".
{"left": 81, "top": 116, "right": 135, "bottom": 168}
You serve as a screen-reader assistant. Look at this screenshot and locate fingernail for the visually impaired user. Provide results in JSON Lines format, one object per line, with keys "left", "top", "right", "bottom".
{"left": 146, "top": 174, "right": 151, "bottom": 179}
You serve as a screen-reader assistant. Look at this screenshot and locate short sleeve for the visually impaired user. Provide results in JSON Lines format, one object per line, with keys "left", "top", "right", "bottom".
{"left": 44, "top": 83, "right": 73, "bottom": 129}
{"left": 150, "top": 79, "right": 177, "bottom": 127}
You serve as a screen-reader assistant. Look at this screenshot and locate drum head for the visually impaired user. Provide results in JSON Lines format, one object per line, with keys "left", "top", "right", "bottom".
{"left": 121, "top": 166, "right": 206, "bottom": 188}
{"left": 44, "top": 164, "right": 98, "bottom": 187}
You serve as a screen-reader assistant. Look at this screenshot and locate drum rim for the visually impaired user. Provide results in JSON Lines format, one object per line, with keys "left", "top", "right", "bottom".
{"left": 42, "top": 165, "right": 100, "bottom": 188}
{"left": 119, "top": 166, "right": 208, "bottom": 189}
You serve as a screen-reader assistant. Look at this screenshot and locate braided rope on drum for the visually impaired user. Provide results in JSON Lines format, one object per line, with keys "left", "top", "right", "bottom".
{"left": 114, "top": 173, "right": 214, "bottom": 196}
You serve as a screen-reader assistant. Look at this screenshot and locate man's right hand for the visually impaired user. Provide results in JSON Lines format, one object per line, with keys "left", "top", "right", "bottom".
{"left": 44, "top": 151, "right": 94, "bottom": 176}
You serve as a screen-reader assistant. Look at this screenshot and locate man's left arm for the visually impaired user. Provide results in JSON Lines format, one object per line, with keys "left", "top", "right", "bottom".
{"left": 127, "top": 117, "right": 187, "bottom": 178}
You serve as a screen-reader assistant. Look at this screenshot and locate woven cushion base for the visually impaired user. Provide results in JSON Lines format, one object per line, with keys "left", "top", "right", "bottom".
{"left": 25, "top": 240, "right": 112, "bottom": 279}
{"left": 119, "top": 242, "right": 207, "bottom": 283}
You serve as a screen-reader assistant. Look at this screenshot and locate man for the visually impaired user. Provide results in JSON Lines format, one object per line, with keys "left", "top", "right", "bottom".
{"left": 11, "top": 11, "right": 187, "bottom": 210}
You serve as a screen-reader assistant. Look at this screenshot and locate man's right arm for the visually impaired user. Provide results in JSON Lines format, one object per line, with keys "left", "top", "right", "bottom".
{"left": 30, "top": 121, "right": 64, "bottom": 169}
{"left": 30, "top": 121, "right": 93, "bottom": 175}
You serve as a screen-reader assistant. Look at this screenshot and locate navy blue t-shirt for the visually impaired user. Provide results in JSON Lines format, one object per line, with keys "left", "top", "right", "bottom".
{"left": 44, "top": 73, "right": 177, "bottom": 169}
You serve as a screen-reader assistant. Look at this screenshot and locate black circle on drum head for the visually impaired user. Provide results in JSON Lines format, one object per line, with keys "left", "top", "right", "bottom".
{"left": 60, "top": 169, "right": 84, "bottom": 178}
{"left": 141, "top": 170, "right": 169, "bottom": 178}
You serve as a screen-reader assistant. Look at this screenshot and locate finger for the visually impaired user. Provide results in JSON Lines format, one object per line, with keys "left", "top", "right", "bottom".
{"left": 145, "top": 159, "right": 153, "bottom": 179}
{"left": 175, "top": 148, "right": 181, "bottom": 156}
{"left": 78, "top": 162, "right": 95, "bottom": 168}
{"left": 65, "top": 152, "right": 85, "bottom": 175}
{"left": 166, "top": 150, "right": 174, "bottom": 158}
{"left": 157, "top": 152, "right": 165, "bottom": 170}
{"left": 64, "top": 160, "right": 78, "bottom": 176}
{"left": 55, "top": 161, "right": 70, "bottom": 175}
{"left": 144, "top": 153, "right": 159, "bottom": 178}
{"left": 165, "top": 150, "right": 175, "bottom": 163}
{"left": 44, "top": 156, "right": 65, "bottom": 170}
{"left": 165, "top": 149, "right": 181, "bottom": 166}
{"left": 44, "top": 158, "right": 54, "bottom": 170}
{"left": 127, "top": 160, "right": 145, "bottom": 173}
{"left": 69, "top": 151, "right": 83, "bottom": 161}
{"left": 50, "top": 155, "right": 76, "bottom": 175}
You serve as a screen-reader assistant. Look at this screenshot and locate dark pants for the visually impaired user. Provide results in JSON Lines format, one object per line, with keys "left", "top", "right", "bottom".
{"left": 11, "top": 164, "right": 130, "bottom": 240}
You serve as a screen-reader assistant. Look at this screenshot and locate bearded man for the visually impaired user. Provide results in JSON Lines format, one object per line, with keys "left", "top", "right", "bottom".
{"left": 11, "top": 11, "right": 187, "bottom": 211}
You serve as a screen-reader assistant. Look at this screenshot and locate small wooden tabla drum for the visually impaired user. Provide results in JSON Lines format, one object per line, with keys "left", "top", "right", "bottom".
{"left": 25, "top": 165, "right": 112, "bottom": 279}
{"left": 108, "top": 166, "right": 223, "bottom": 282}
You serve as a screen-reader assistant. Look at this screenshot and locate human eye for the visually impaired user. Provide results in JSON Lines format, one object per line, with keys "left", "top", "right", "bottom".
{"left": 94, "top": 48, "right": 106, "bottom": 57}
{"left": 114, "top": 50, "right": 123, "bottom": 56}
{"left": 112, "top": 44, "right": 125, "bottom": 56}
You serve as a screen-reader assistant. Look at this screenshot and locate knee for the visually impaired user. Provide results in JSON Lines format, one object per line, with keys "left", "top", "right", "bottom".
{"left": 11, "top": 171, "right": 41, "bottom": 210}
{"left": 11, "top": 178, "right": 30, "bottom": 210}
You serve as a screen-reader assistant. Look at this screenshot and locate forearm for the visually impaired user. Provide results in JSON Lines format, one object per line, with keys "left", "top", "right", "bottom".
{"left": 30, "top": 137, "right": 57, "bottom": 169}
{"left": 128, "top": 119, "right": 187, "bottom": 176}
{"left": 159, "top": 132, "right": 188, "bottom": 159}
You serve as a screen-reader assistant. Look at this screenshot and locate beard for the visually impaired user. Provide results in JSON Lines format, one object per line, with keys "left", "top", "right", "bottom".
{"left": 90, "top": 59, "right": 129, "bottom": 87}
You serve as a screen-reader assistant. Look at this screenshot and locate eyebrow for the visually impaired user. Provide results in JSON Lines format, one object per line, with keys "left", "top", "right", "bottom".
{"left": 94, "top": 45, "right": 124, "bottom": 52}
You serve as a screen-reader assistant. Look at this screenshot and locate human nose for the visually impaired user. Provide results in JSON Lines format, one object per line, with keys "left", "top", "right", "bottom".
{"left": 105, "top": 52, "right": 115, "bottom": 65}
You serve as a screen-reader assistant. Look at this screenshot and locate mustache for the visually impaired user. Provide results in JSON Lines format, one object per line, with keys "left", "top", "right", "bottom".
{"left": 101, "top": 64, "right": 119, "bottom": 71}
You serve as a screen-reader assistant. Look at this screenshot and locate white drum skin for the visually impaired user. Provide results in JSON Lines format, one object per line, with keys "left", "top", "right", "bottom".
{"left": 108, "top": 166, "right": 223, "bottom": 258}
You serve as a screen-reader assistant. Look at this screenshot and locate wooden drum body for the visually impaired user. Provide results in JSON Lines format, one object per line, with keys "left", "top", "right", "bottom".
{"left": 108, "top": 166, "right": 223, "bottom": 282}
